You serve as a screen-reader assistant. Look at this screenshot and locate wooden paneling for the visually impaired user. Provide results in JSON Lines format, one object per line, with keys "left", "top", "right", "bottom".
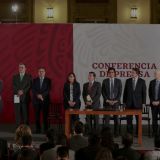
{"left": 0, "top": 0, "right": 34, "bottom": 23}
{"left": 68, "top": 0, "right": 117, "bottom": 23}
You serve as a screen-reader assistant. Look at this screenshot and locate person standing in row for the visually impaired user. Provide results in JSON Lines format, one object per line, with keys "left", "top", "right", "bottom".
{"left": 149, "top": 69, "right": 160, "bottom": 136}
{"left": 63, "top": 72, "right": 81, "bottom": 128}
{"left": 32, "top": 67, "right": 51, "bottom": 133}
{"left": 102, "top": 67, "right": 122, "bottom": 136}
{"left": 13, "top": 63, "right": 32, "bottom": 126}
{"left": 123, "top": 68, "right": 146, "bottom": 135}
{"left": 83, "top": 72, "right": 101, "bottom": 131}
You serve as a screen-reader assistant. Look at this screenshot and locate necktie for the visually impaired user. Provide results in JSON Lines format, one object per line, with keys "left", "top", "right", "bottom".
{"left": 133, "top": 78, "right": 136, "bottom": 90}
{"left": 110, "top": 78, "right": 114, "bottom": 99}
{"left": 20, "top": 74, "right": 23, "bottom": 81}
{"left": 40, "top": 78, "right": 43, "bottom": 88}
{"left": 155, "top": 80, "right": 160, "bottom": 100}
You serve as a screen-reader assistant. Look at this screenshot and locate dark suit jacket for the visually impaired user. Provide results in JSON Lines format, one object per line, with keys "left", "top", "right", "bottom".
{"left": 123, "top": 78, "right": 146, "bottom": 109}
{"left": 13, "top": 73, "right": 32, "bottom": 104}
{"left": 83, "top": 81, "right": 101, "bottom": 109}
{"left": 63, "top": 81, "right": 81, "bottom": 109}
{"left": 75, "top": 145, "right": 101, "bottom": 160}
{"left": 32, "top": 77, "right": 51, "bottom": 106}
{"left": 102, "top": 78, "right": 122, "bottom": 106}
{"left": 149, "top": 79, "right": 160, "bottom": 106}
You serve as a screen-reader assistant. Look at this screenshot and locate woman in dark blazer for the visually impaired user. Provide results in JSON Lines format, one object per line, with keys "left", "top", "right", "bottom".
{"left": 63, "top": 72, "right": 81, "bottom": 125}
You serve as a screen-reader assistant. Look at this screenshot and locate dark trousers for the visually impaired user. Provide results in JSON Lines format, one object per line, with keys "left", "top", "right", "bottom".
{"left": 127, "top": 115, "right": 139, "bottom": 134}
{"left": 86, "top": 115, "right": 99, "bottom": 132}
{"left": 34, "top": 103, "right": 49, "bottom": 132}
{"left": 104, "top": 104, "right": 119, "bottom": 135}
{"left": 104, "top": 115, "right": 119, "bottom": 134}
{"left": 14, "top": 103, "right": 29, "bottom": 126}
{"left": 152, "top": 107, "right": 160, "bottom": 135}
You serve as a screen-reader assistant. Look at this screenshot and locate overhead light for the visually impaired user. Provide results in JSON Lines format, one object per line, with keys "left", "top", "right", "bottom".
{"left": 11, "top": 3, "right": 19, "bottom": 13}
{"left": 130, "top": 7, "right": 137, "bottom": 19}
{"left": 47, "top": 8, "right": 54, "bottom": 18}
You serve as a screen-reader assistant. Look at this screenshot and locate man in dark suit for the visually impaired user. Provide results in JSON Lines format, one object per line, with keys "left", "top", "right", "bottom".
{"left": 102, "top": 67, "right": 122, "bottom": 136}
{"left": 123, "top": 68, "right": 146, "bottom": 134}
{"left": 149, "top": 69, "right": 160, "bottom": 136}
{"left": 32, "top": 67, "right": 51, "bottom": 133}
{"left": 83, "top": 72, "right": 101, "bottom": 131}
{"left": 13, "top": 63, "right": 32, "bottom": 126}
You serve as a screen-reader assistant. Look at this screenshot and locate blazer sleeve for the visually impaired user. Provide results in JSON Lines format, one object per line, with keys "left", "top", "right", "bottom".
{"left": 75, "top": 83, "right": 81, "bottom": 103}
{"left": 92, "top": 82, "right": 101, "bottom": 104}
{"left": 42, "top": 79, "right": 51, "bottom": 98}
{"left": 142, "top": 80, "right": 146, "bottom": 104}
{"left": 116, "top": 79, "right": 122, "bottom": 101}
{"left": 102, "top": 80, "right": 108, "bottom": 100}
{"left": 123, "top": 79, "right": 128, "bottom": 104}
{"left": 23, "top": 75, "right": 32, "bottom": 94}
{"left": 63, "top": 83, "right": 69, "bottom": 102}
{"left": 82, "top": 84, "right": 87, "bottom": 103}
{"left": 13, "top": 75, "right": 18, "bottom": 94}
{"left": 149, "top": 81, "right": 153, "bottom": 103}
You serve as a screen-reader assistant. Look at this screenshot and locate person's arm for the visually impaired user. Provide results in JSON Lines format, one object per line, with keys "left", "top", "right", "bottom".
{"left": 123, "top": 79, "right": 128, "bottom": 104}
{"left": 13, "top": 75, "right": 19, "bottom": 94}
{"left": 22, "top": 75, "right": 32, "bottom": 94}
{"left": 142, "top": 80, "right": 147, "bottom": 105}
{"left": 116, "top": 79, "right": 122, "bottom": 101}
{"left": 92, "top": 82, "right": 101, "bottom": 104}
{"left": 82, "top": 84, "right": 87, "bottom": 104}
{"left": 41, "top": 79, "right": 51, "bottom": 98}
{"left": 75, "top": 82, "right": 81, "bottom": 103}
{"left": 149, "top": 81, "right": 153, "bottom": 104}
{"left": 102, "top": 80, "right": 107, "bottom": 101}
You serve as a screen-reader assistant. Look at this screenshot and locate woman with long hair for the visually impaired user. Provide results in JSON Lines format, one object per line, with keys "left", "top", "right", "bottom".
{"left": 63, "top": 72, "right": 81, "bottom": 127}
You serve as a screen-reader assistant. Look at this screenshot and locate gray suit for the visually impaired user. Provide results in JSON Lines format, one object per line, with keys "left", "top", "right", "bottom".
{"left": 83, "top": 81, "right": 101, "bottom": 131}
{"left": 0, "top": 80, "right": 3, "bottom": 111}
{"left": 13, "top": 73, "right": 32, "bottom": 126}
{"left": 102, "top": 78, "right": 122, "bottom": 134}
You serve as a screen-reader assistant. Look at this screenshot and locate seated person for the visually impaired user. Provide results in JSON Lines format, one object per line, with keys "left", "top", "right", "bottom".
{"left": 41, "top": 134, "right": 75, "bottom": 160}
{"left": 0, "top": 138, "right": 8, "bottom": 160}
{"left": 115, "top": 133, "right": 140, "bottom": 160}
{"left": 12, "top": 134, "right": 39, "bottom": 160}
{"left": 40, "top": 128, "right": 55, "bottom": 155}
{"left": 70, "top": 121, "right": 88, "bottom": 151}
{"left": 75, "top": 133, "right": 101, "bottom": 160}
{"left": 100, "top": 127, "right": 119, "bottom": 157}
{"left": 144, "top": 135, "right": 160, "bottom": 160}
{"left": 95, "top": 147, "right": 113, "bottom": 160}
{"left": 12, "top": 124, "right": 32, "bottom": 152}
{"left": 57, "top": 146, "right": 70, "bottom": 160}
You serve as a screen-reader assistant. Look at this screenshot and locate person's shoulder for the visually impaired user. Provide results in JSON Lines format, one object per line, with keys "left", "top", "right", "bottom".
{"left": 150, "top": 79, "right": 156, "bottom": 84}
{"left": 74, "top": 81, "right": 80, "bottom": 86}
{"left": 115, "top": 78, "right": 121, "bottom": 82}
{"left": 83, "top": 82, "right": 89, "bottom": 86}
{"left": 102, "top": 78, "right": 109, "bottom": 83}
{"left": 95, "top": 81, "right": 101, "bottom": 85}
